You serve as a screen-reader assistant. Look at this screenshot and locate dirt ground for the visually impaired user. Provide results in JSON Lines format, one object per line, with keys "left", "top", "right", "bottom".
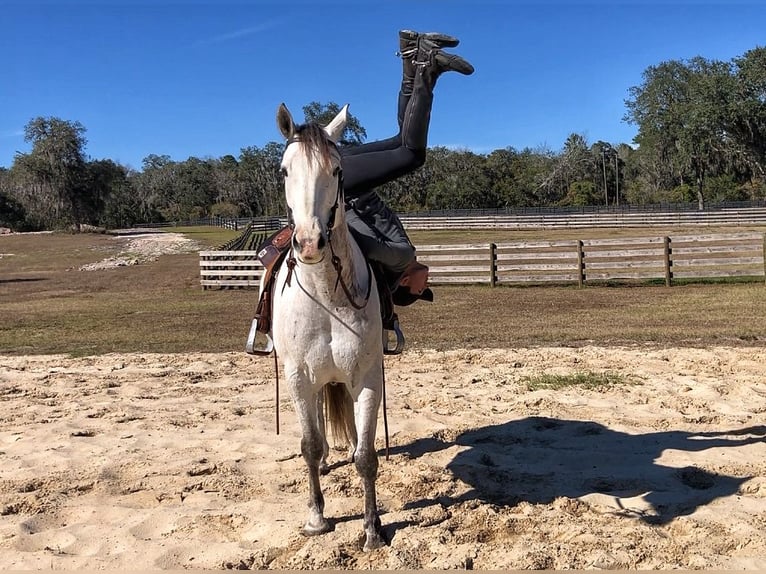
{"left": 2, "top": 232, "right": 765, "bottom": 569}
{"left": 77, "top": 229, "right": 203, "bottom": 270}
{"left": 1, "top": 345, "right": 765, "bottom": 570}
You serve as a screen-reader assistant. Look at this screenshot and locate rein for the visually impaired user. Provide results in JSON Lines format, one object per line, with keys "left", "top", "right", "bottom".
{"left": 329, "top": 241, "right": 373, "bottom": 310}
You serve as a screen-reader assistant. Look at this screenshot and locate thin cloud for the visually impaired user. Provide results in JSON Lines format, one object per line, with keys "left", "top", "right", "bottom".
{"left": 0, "top": 129, "right": 24, "bottom": 138}
{"left": 193, "top": 21, "right": 277, "bottom": 47}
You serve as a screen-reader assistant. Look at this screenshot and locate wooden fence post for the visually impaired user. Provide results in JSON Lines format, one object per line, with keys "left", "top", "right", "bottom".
{"left": 577, "top": 240, "right": 584, "bottom": 287}
{"left": 489, "top": 243, "right": 497, "bottom": 287}
{"left": 664, "top": 236, "right": 673, "bottom": 287}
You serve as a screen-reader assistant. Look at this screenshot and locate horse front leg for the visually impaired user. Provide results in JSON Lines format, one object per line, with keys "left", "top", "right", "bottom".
{"left": 300, "top": 425, "right": 332, "bottom": 536}
{"left": 354, "top": 384, "right": 384, "bottom": 551}
{"left": 291, "top": 384, "right": 332, "bottom": 537}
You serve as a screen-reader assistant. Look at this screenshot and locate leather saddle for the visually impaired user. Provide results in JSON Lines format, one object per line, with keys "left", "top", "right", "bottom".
{"left": 245, "top": 226, "right": 432, "bottom": 356}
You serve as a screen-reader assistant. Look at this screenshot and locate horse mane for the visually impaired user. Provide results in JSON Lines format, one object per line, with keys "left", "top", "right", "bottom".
{"left": 292, "top": 122, "right": 336, "bottom": 168}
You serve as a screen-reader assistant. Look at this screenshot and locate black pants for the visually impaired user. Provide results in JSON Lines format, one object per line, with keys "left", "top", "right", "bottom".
{"left": 340, "top": 136, "right": 424, "bottom": 275}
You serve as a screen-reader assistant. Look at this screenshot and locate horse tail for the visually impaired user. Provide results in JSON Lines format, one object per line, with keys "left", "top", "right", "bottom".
{"left": 324, "top": 382, "right": 351, "bottom": 446}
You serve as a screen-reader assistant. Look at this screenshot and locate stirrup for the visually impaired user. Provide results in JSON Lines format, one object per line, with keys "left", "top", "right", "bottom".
{"left": 245, "top": 317, "right": 274, "bottom": 356}
{"left": 383, "top": 318, "right": 405, "bottom": 356}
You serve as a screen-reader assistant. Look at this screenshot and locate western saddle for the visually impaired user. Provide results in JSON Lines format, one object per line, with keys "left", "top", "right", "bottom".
{"left": 245, "top": 226, "right": 433, "bottom": 357}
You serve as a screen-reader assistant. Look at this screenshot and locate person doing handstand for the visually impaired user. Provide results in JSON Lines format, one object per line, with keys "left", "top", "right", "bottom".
{"left": 248, "top": 29, "right": 473, "bottom": 354}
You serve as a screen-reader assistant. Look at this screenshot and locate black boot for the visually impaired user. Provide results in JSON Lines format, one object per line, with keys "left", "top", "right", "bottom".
{"left": 401, "top": 40, "right": 474, "bottom": 151}
{"left": 416, "top": 39, "right": 474, "bottom": 91}
{"left": 397, "top": 30, "right": 461, "bottom": 127}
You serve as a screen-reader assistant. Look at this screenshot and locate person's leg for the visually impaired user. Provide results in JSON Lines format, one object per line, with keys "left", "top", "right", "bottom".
{"left": 341, "top": 30, "right": 460, "bottom": 159}
{"left": 342, "top": 34, "right": 473, "bottom": 197}
{"left": 342, "top": 147, "right": 421, "bottom": 197}
{"left": 343, "top": 32, "right": 474, "bottom": 296}
{"left": 340, "top": 135, "right": 401, "bottom": 158}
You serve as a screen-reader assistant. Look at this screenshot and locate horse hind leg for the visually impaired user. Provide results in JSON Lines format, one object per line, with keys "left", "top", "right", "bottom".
{"left": 354, "top": 386, "right": 385, "bottom": 551}
{"left": 315, "top": 391, "right": 331, "bottom": 475}
{"left": 342, "top": 389, "right": 358, "bottom": 462}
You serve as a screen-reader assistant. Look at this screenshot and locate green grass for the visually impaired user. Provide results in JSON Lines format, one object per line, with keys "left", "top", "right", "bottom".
{"left": 520, "top": 371, "right": 633, "bottom": 391}
{"left": 1, "top": 227, "right": 765, "bottom": 357}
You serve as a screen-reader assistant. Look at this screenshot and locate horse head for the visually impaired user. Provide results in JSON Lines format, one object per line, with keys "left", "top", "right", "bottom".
{"left": 277, "top": 103, "right": 348, "bottom": 264}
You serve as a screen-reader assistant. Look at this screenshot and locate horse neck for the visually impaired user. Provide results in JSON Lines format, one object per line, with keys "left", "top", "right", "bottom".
{"left": 326, "top": 210, "right": 365, "bottom": 293}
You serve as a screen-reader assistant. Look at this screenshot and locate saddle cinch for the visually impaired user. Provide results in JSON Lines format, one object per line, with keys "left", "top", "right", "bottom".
{"left": 245, "top": 226, "right": 433, "bottom": 357}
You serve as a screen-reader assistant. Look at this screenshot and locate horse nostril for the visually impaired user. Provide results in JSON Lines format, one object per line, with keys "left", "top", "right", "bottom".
{"left": 292, "top": 235, "right": 302, "bottom": 253}
{"left": 317, "top": 235, "right": 326, "bottom": 250}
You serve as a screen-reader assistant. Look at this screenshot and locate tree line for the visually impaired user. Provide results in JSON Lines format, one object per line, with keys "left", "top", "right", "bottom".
{"left": 1, "top": 47, "right": 765, "bottom": 232}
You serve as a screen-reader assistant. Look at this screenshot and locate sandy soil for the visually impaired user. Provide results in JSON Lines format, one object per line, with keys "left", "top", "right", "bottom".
{"left": 1, "top": 345, "right": 765, "bottom": 570}
{"left": 78, "top": 230, "right": 203, "bottom": 270}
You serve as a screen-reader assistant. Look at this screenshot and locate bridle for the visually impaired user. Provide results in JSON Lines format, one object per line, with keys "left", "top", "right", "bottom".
{"left": 282, "top": 135, "right": 372, "bottom": 310}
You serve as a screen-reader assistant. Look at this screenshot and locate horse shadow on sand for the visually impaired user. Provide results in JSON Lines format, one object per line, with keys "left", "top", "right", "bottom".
{"left": 387, "top": 417, "right": 765, "bottom": 526}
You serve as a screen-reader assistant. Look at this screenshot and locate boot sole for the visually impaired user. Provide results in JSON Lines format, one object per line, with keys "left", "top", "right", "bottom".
{"left": 399, "top": 30, "right": 460, "bottom": 48}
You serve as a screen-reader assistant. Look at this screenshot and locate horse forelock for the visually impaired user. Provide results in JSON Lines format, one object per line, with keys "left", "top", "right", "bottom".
{"left": 290, "top": 123, "right": 337, "bottom": 168}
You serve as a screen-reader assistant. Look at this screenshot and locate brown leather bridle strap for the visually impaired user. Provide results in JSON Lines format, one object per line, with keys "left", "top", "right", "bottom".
{"left": 329, "top": 240, "right": 372, "bottom": 310}
{"left": 283, "top": 251, "right": 297, "bottom": 290}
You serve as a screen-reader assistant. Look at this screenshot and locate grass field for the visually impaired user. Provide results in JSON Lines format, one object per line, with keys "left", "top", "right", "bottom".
{"left": 1, "top": 227, "right": 765, "bottom": 356}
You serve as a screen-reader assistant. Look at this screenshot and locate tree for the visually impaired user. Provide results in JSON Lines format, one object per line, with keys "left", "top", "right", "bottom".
{"left": 422, "top": 147, "right": 492, "bottom": 210}
{"left": 302, "top": 101, "right": 367, "bottom": 146}
{"left": 541, "top": 134, "right": 591, "bottom": 203}
{"left": 561, "top": 180, "right": 600, "bottom": 206}
{"left": 728, "top": 46, "right": 766, "bottom": 178}
{"left": 0, "top": 168, "right": 28, "bottom": 230}
{"left": 624, "top": 58, "right": 733, "bottom": 209}
{"left": 89, "top": 160, "right": 136, "bottom": 229}
{"left": 211, "top": 154, "right": 243, "bottom": 216}
{"left": 12, "top": 117, "right": 89, "bottom": 228}
{"left": 485, "top": 148, "right": 521, "bottom": 208}
{"left": 130, "top": 154, "right": 173, "bottom": 222}
{"left": 238, "top": 142, "right": 285, "bottom": 216}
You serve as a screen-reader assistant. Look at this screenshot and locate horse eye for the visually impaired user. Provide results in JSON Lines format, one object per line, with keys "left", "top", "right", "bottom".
{"left": 280, "top": 167, "right": 288, "bottom": 178}
{"left": 332, "top": 166, "right": 341, "bottom": 177}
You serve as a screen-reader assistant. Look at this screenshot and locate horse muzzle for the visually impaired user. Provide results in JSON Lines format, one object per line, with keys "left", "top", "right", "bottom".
{"left": 292, "top": 228, "right": 327, "bottom": 264}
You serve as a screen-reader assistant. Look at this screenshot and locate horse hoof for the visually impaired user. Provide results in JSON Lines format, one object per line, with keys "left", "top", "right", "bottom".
{"left": 363, "top": 532, "right": 386, "bottom": 552}
{"left": 302, "top": 519, "right": 332, "bottom": 537}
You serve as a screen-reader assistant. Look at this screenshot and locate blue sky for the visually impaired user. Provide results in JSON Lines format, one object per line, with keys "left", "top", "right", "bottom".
{"left": 2, "top": 1, "right": 765, "bottom": 171}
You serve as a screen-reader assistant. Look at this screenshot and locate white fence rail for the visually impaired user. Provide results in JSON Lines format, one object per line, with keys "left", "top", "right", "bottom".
{"left": 200, "top": 232, "right": 766, "bottom": 289}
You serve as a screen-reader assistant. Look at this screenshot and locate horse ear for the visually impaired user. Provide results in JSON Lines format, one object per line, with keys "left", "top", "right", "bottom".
{"left": 324, "top": 104, "right": 349, "bottom": 143}
{"left": 277, "top": 103, "right": 295, "bottom": 140}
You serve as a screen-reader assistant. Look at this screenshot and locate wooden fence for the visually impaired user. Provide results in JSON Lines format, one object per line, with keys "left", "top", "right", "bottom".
{"left": 139, "top": 204, "right": 766, "bottom": 233}
{"left": 400, "top": 208, "right": 766, "bottom": 230}
{"left": 200, "top": 250, "right": 263, "bottom": 289}
{"left": 200, "top": 232, "right": 766, "bottom": 289}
